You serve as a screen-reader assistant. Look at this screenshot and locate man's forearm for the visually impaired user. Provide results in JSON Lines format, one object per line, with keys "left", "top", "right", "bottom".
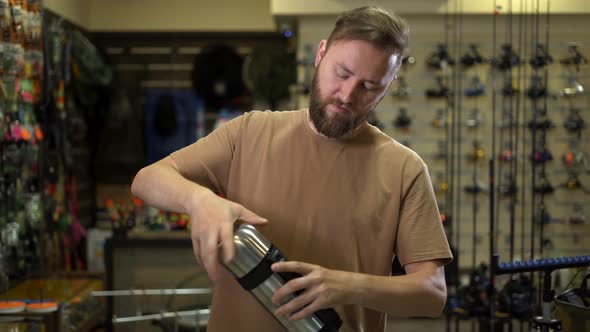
{"left": 347, "top": 269, "right": 447, "bottom": 318}
{"left": 131, "top": 156, "right": 213, "bottom": 214}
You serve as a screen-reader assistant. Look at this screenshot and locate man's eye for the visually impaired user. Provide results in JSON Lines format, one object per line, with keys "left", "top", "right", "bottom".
{"left": 337, "top": 72, "right": 348, "bottom": 79}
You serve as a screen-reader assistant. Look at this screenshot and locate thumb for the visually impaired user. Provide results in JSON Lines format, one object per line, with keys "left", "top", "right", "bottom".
{"left": 239, "top": 207, "right": 268, "bottom": 225}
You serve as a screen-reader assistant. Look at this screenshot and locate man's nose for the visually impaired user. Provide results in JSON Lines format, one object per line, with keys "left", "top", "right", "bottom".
{"left": 338, "top": 79, "right": 357, "bottom": 104}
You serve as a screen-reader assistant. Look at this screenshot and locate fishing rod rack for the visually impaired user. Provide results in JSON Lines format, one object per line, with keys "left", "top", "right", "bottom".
{"left": 492, "top": 254, "right": 590, "bottom": 331}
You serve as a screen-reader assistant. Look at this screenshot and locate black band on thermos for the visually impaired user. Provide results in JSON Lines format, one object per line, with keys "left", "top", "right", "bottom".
{"left": 236, "top": 245, "right": 280, "bottom": 291}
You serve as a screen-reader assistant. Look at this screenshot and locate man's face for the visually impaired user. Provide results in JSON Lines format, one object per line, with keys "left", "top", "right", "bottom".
{"left": 309, "top": 39, "right": 401, "bottom": 138}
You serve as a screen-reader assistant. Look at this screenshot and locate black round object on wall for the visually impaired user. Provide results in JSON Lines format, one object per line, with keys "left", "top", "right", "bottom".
{"left": 243, "top": 47, "right": 296, "bottom": 110}
{"left": 191, "top": 44, "right": 246, "bottom": 110}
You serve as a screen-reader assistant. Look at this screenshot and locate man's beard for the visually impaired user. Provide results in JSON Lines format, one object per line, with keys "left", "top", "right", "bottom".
{"left": 308, "top": 71, "right": 373, "bottom": 138}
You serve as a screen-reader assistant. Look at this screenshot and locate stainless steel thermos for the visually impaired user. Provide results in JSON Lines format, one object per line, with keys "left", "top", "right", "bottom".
{"left": 223, "top": 223, "right": 343, "bottom": 332}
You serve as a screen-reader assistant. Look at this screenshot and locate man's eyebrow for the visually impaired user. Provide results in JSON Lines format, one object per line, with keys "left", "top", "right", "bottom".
{"left": 337, "top": 63, "right": 379, "bottom": 85}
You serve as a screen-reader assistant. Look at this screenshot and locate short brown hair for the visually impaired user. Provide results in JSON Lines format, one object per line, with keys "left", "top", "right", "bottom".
{"left": 327, "top": 5, "right": 409, "bottom": 55}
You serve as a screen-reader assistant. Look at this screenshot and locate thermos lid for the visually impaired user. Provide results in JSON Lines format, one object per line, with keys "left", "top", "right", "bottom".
{"left": 224, "top": 224, "right": 272, "bottom": 278}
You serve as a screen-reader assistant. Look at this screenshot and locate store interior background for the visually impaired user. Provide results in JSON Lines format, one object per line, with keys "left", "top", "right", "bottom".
{"left": 1, "top": 0, "right": 589, "bottom": 331}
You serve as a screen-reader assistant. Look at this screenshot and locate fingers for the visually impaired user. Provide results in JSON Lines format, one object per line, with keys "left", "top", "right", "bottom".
{"left": 288, "top": 300, "right": 321, "bottom": 321}
{"left": 239, "top": 206, "right": 268, "bottom": 225}
{"left": 190, "top": 199, "right": 267, "bottom": 280}
{"left": 201, "top": 226, "right": 220, "bottom": 279}
{"left": 272, "top": 273, "right": 310, "bottom": 306}
{"left": 220, "top": 222, "right": 235, "bottom": 263}
{"left": 191, "top": 223, "right": 203, "bottom": 265}
{"left": 272, "top": 261, "right": 314, "bottom": 275}
{"left": 275, "top": 288, "right": 316, "bottom": 318}
{"left": 191, "top": 236, "right": 202, "bottom": 265}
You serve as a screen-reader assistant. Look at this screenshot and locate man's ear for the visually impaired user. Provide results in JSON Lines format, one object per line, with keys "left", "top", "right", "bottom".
{"left": 315, "top": 39, "right": 328, "bottom": 67}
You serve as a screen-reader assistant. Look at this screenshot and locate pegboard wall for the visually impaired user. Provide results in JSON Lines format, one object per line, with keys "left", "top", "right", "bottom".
{"left": 296, "top": 13, "right": 590, "bottom": 270}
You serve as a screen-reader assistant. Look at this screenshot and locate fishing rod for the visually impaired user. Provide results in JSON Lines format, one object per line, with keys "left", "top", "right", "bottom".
{"left": 539, "top": 0, "right": 551, "bottom": 260}
{"left": 489, "top": 0, "right": 499, "bottom": 331}
{"left": 456, "top": 0, "right": 465, "bottom": 280}
{"left": 537, "top": 0, "right": 552, "bottom": 317}
{"left": 517, "top": 2, "right": 531, "bottom": 331}
{"left": 511, "top": 2, "right": 526, "bottom": 329}
{"left": 503, "top": 2, "right": 517, "bottom": 331}
{"left": 494, "top": 0, "right": 515, "bottom": 269}
{"left": 529, "top": 0, "right": 539, "bottom": 277}
{"left": 442, "top": 3, "right": 460, "bottom": 330}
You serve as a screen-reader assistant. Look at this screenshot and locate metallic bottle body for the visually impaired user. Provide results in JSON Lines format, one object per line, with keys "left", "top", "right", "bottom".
{"left": 223, "top": 224, "right": 342, "bottom": 332}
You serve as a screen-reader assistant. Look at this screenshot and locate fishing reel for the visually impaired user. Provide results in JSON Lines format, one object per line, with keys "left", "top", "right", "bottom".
{"left": 562, "top": 150, "right": 577, "bottom": 167}
{"left": 499, "top": 143, "right": 516, "bottom": 162}
{"left": 461, "top": 44, "right": 485, "bottom": 68}
{"left": 499, "top": 149, "right": 515, "bottom": 162}
{"left": 563, "top": 108, "right": 585, "bottom": 135}
{"left": 465, "top": 76, "right": 486, "bottom": 97}
{"left": 560, "top": 45, "right": 588, "bottom": 71}
{"left": 534, "top": 204, "right": 552, "bottom": 225}
{"left": 529, "top": 44, "right": 553, "bottom": 69}
{"left": 393, "top": 108, "right": 411, "bottom": 130}
{"left": 432, "top": 109, "right": 447, "bottom": 129}
{"left": 425, "top": 76, "right": 452, "bottom": 99}
{"left": 502, "top": 79, "right": 520, "bottom": 97}
{"left": 532, "top": 147, "right": 554, "bottom": 164}
{"left": 528, "top": 111, "right": 555, "bottom": 131}
{"left": 563, "top": 172, "right": 584, "bottom": 191}
{"left": 440, "top": 212, "right": 451, "bottom": 224}
{"left": 534, "top": 175, "right": 555, "bottom": 194}
{"left": 464, "top": 181, "right": 487, "bottom": 194}
{"left": 434, "top": 140, "right": 448, "bottom": 160}
{"left": 465, "top": 108, "right": 482, "bottom": 128}
{"left": 438, "top": 181, "right": 450, "bottom": 194}
{"left": 526, "top": 75, "right": 548, "bottom": 99}
{"left": 426, "top": 44, "right": 455, "bottom": 70}
{"left": 434, "top": 172, "right": 449, "bottom": 194}
{"left": 568, "top": 203, "right": 586, "bottom": 225}
{"left": 497, "top": 274, "right": 536, "bottom": 320}
{"left": 453, "top": 264, "right": 493, "bottom": 318}
{"left": 467, "top": 140, "right": 485, "bottom": 162}
{"left": 560, "top": 78, "right": 585, "bottom": 98}
{"left": 562, "top": 147, "right": 589, "bottom": 171}
{"left": 439, "top": 203, "right": 451, "bottom": 224}
{"left": 499, "top": 174, "right": 518, "bottom": 197}
{"left": 390, "top": 76, "right": 411, "bottom": 99}
{"left": 493, "top": 43, "right": 520, "bottom": 71}
{"left": 528, "top": 118, "right": 555, "bottom": 130}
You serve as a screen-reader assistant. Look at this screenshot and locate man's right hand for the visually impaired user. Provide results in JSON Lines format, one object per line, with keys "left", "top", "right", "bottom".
{"left": 187, "top": 189, "right": 268, "bottom": 281}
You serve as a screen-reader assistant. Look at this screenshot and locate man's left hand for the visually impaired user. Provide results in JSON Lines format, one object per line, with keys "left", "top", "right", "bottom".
{"left": 271, "top": 261, "right": 352, "bottom": 320}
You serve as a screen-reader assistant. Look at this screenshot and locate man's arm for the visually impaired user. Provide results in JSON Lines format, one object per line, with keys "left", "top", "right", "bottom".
{"left": 131, "top": 156, "right": 213, "bottom": 214}
{"left": 271, "top": 259, "right": 447, "bottom": 319}
{"left": 131, "top": 156, "right": 267, "bottom": 281}
{"left": 351, "top": 259, "right": 447, "bottom": 317}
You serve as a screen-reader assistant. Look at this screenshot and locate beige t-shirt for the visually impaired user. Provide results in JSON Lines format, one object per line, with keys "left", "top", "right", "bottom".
{"left": 171, "top": 109, "right": 452, "bottom": 332}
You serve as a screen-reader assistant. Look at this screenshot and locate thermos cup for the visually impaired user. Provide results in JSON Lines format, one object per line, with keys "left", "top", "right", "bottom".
{"left": 223, "top": 223, "right": 343, "bottom": 332}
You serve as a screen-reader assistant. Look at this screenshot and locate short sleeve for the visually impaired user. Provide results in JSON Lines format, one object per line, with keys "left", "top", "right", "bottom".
{"left": 394, "top": 163, "right": 453, "bottom": 267}
{"left": 169, "top": 114, "right": 246, "bottom": 196}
